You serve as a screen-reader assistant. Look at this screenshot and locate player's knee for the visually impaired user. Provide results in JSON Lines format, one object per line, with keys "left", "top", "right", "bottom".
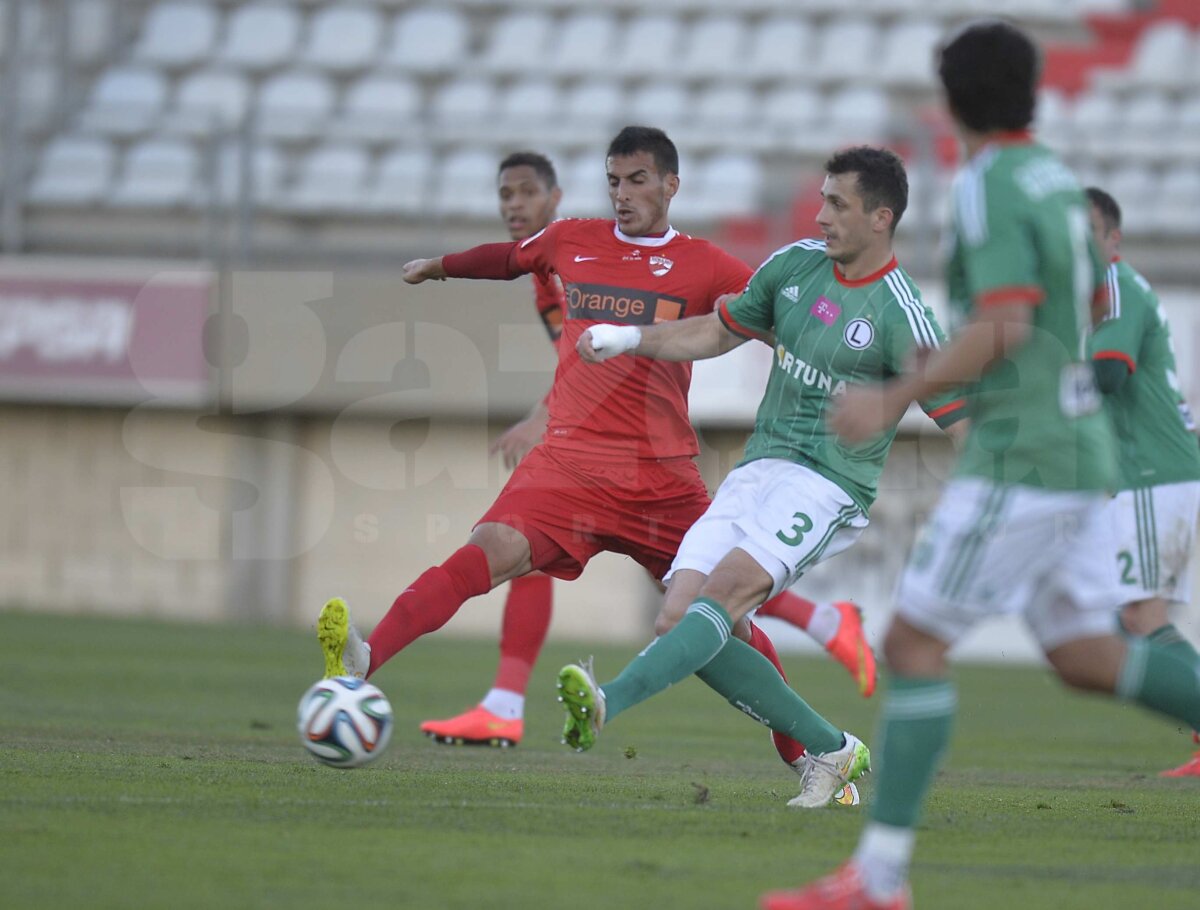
{"left": 1119, "top": 598, "right": 1170, "bottom": 637}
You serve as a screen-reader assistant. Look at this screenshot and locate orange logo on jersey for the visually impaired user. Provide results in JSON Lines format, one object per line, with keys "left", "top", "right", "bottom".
{"left": 565, "top": 283, "right": 687, "bottom": 325}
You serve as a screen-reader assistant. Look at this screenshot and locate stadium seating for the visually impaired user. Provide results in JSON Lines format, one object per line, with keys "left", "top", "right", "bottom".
{"left": 132, "top": 2, "right": 219, "bottom": 71}
{"left": 217, "top": 4, "right": 301, "bottom": 72}
{"left": 299, "top": 6, "right": 384, "bottom": 74}
{"left": 81, "top": 66, "right": 168, "bottom": 137}
{"left": 286, "top": 144, "right": 372, "bottom": 214}
{"left": 167, "top": 70, "right": 252, "bottom": 138}
{"left": 28, "top": 136, "right": 115, "bottom": 206}
{"left": 108, "top": 139, "right": 198, "bottom": 209}
{"left": 332, "top": 74, "right": 423, "bottom": 144}
{"left": 381, "top": 6, "right": 468, "bottom": 74}
{"left": 256, "top": 70, "right": 337, "bottom": 141}
{"left": 368, "top": 145, "right": 434, "bottom": 215}
{"left": 18, "top": 0, "right": 1200, "bottom": 250}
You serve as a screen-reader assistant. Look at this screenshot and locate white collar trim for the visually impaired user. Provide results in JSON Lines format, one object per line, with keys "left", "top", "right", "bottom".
{"left": 613, "top": 223, "right": 678, "bottom": 247}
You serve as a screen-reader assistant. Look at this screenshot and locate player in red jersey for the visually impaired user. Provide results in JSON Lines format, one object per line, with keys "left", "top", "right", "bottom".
{"left": 317, "top": 127, "right": 865, "bottom": 783}
{"left": 419, "top": 152, "right": 565, "bottom": 748}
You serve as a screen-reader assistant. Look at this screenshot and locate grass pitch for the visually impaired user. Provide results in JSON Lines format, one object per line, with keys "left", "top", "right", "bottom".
{"left": 2, "top": 609, "right": 1197, "bottom": 910}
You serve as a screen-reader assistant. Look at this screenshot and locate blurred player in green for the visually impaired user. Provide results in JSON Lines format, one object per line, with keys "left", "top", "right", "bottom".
{"left": 559, "top": 146, "right": 965, "bottom": 808}
{"left": 765, "top": 21, "right": 1200, "bottom": 910}
{"left": 1086, "top": 185, "right": 1200, "bottom": 779}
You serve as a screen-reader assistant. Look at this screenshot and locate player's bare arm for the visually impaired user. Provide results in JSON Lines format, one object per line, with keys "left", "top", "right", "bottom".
{"left": 401, "top": 257, "right": 448, "bottom": 284}
{"left": 830, "top": 300, "right": 1032, "bottom": 444}
{"left": 577, "top": 311, "right": 747, "bottom": 364}
{"left": 490, "top": 398, "right": 550, "bottom": 470}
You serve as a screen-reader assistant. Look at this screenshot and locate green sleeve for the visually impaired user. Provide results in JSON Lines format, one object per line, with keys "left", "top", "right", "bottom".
{"left": 954, "top": 174, "right": 1040, "bottom": 304}
{"left": 719, "top": 248, "right": 785, "bottom": 340}
{"left": 1088, "top": 268, "right": 1143, "bottom": 377}
{"left": 882, "top": 290, "right": 968, "bottom": 429}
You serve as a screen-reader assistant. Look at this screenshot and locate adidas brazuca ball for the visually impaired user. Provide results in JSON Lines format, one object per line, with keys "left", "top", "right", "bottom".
{"left": 297, "top": 676, "right": 394, "bottom": 769}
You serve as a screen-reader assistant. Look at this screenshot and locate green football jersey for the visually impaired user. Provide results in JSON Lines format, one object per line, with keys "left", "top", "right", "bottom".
{"left": 1088, "top": 259, "right": 1200, "bottom": 489}
{"left": 944, "top": 139, "right": 1116, "bottom": 491}
{"left": 719, "top": 240, "right": 963, "bottom": 512}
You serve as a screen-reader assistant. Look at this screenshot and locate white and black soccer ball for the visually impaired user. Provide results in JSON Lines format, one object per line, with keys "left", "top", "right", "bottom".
{"left": 297, "top": 676, "right": 394, "bottom": 769}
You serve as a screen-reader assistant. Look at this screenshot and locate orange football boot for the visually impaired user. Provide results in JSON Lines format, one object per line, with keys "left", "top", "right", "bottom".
{"left": 420, "top": 706, "right": 522, "bottom": 748}
{"left": 761, "top": 863, "right": 911, "bottom": 910}
{"left": 825, "top": 602, "right": 877, "bottom": 698}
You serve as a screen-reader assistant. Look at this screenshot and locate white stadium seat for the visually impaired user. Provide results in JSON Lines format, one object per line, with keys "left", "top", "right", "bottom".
{"left": 430, "top": 78, "right": 496, "bottom": 142}
{"left": 1034, "top": 87, "right": 1070, "bottom": 151}
{"left": 613, "top": 14, "right": 683, "bottom": 79}
{"left": 29, "top": 136, "right": 115, "bottom": 206}
{"left": 369, "top": 145, "right": 434, "bottom": 215}
{"left": 813, "top": 20, "right": 880, "bottom": 85}
{"left": 496, "top": 79, "right": 562, "bottom": 145}
{"left": 256, "top": 70, "right": 336, "bottom": 141}
{"left": 1116, "top": 91, "right": 1177, "bottom": 162}
{"left": 561, "top": 151, "right": 610, "bottom": 218}
{"left": 434, "top": 148, "right": 500, "bottom": 219}
{"left": 1159, "top": 165, "right": 1200, "bottom": 235}
{"left": 300, "top": 5, "right": 383, "bottom": 74}
{"left": 215, "top": 141, "right": 286, "bottom": 208}
{"left": 1069, "top": 90, "right": 1120, "bottom": 157}
{"left": 1127, "top": 20, "right": 1193, "bottom": 89}
{"left": 382, "top": 7, "right": 468, "bottom": 75}
{"left": 287, "top": 145, "right": 372, "bottom": 214}
{"left": 826, "top": 86, "right": 890, "bottom": 144}
{"left": 684, "top": 84, "right": 759, "bottom": 150}
{"left": 479, "top": 11, "right": 552, "bottom": 76}
{"left": 133, "top": 2, "right": 219, "bottom": 70}
{"left": 167, "top": 69, "right": 251, "bottom": 137}
{"left": 334, "top": 75, "right": 422, "bottom": 143}
{"left": 877, "top": 20, "right": 940, "bottom": 88}
{"left": 108, "top": 139, "right": 198, "bottom": 208}
{"left": 217, "top": 3, "right": 301, "bottom": 72}
{"left": 759, "top": 85, "right": 824, "bottom": 154}
{"left": 743, "top": 17, "right": 813, "bottom": 83}
{"left": 554, "top": 80, "right": 625, "bottom": 148}
{"left": 679, "top": 14, "right": 747, "bottom": 81}
{"left": 628, "top": 83, "right": 690, "bottom": 130}
{"left": 699, "top": 152, "right": 763, "bottom": 219}
{"left": 548, "top": 12, "right": 618, "bottom": 79}
{"left": 81, "top": 66, "right": 168, "bottom": 137}
{"left": 1105, "top": 165, "right": 1156, "bottom": 234}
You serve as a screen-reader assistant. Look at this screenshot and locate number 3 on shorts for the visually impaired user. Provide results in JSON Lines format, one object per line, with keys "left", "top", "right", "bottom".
{"left": 776, "top": 511, "right": 814, "bottom": 546}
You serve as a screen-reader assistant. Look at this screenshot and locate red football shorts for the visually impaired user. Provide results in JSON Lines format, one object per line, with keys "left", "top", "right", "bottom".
{"left": 476, "top": 444, "right": 710, "bottom": 581}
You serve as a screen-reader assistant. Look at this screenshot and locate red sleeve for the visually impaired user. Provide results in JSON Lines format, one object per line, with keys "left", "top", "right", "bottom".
{"left": 710, "top": 247, "right": 753, "bottom": 306}
{"left": 533, "top": 274, "right": 564, "bottom": 340}
{"left": 511, "top": 222, "right": 561, "bottom": 279}
{"left": 442, "top": 242, "right": 524, "bottom": 280}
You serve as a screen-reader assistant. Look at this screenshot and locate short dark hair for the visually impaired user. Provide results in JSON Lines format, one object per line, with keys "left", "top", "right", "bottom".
{"left": 1086, "top": 186, "right": 1121, "bottom": 232}
{"left": 498, "top": 151, "right": 557, "bottom": 189}
{"left": 825, "top": 146, "right": 908, "bottom": 230}
{"left": 606, "top": 126, "right": 679, "bottom": 177}
{"left": 938, "top": 20, "right": 1039, "bottom": 133}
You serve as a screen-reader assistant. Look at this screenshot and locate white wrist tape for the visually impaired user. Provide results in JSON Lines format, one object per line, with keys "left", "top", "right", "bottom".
{"left": 587, "top": 324, "right": 642, "bottom": 360}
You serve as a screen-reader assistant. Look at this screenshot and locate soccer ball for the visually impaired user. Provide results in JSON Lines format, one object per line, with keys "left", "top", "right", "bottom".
{"left": 297, "top": 676, "right": 394, "bottom": 769}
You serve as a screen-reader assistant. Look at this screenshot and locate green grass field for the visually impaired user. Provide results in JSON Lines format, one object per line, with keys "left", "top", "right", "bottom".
{"left": 2, "top": 610, "right": 1197, "bottom": 910}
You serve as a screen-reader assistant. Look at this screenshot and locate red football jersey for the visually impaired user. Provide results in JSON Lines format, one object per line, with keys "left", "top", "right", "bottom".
{"left": 513, "top": 219, "right": 752, "bottom": 460}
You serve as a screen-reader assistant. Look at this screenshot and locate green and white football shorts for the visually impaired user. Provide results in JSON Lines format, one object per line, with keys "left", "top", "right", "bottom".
{"left": 665, "top": 458, "right": 869, "bottom": 599}
{"left": 895, "top": 478, "right": 1123, "bottom": 650}
{"left": 1106, "top": 480, "right": 1200, "bottom": 605}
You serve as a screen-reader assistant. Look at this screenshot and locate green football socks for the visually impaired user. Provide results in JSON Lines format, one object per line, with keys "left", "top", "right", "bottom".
{"left": 602, "top": 598, "right": 733, "bottom": 720}
{"left": 695, "top": 635, "right": 843, "bottom": 755}
{"left": 1117, "top": 637, "right": 1200, "bottom": 730}
{"left": 868, "top": 676, "right": 958, "bottom": 829}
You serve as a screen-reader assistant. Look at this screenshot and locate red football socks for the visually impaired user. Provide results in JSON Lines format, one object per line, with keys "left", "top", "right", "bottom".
{"left": 493, "top": 572, "right": 554, "bottom": 694}
{"left": 746, "top": 620, "right": 807, "bottom": 764}
{"left": 758, "top": 591, "right": 817, "bottom": 630}
{"left": 367, "top": 544, "right": 493, "bottom": 675}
